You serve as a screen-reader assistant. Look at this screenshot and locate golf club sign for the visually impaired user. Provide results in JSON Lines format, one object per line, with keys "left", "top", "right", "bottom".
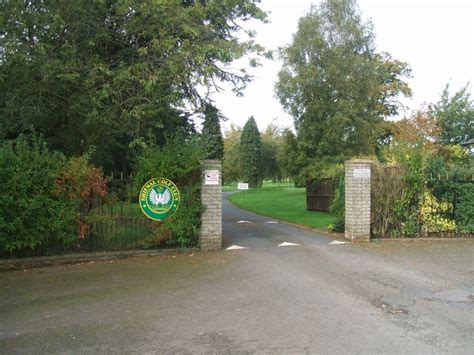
{"left": 139, "top": 177, "right": 181, "bottom": 221}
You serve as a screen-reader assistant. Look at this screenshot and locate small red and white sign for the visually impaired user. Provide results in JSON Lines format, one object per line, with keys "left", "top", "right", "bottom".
{"left": 204, "top": 170, "right": 220, "bottom": 185}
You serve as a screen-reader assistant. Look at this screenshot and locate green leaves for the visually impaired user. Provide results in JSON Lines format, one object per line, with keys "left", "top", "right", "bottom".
{"left": 133, "top": 136, "right": 205, "bottom": 247}
{"left": 0, "top": 137, "right": 76, "bottom": 257}
{"left": 201, "top": 104, "right": 224, "bottom": 160}
{"left": 240, "top": 116, "right": 262, "bottom": 187}
{"left": 430, "top": 84, "right": 474, "bottom": 145}
{"left": 0, "top": 0, "right": 268, "bottom": 172}
{"left": 275, "top": 0, "right": 411, "bottom": 179}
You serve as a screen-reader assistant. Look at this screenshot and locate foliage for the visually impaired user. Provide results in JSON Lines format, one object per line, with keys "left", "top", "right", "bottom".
{"left": 426, "top": 144, "right": 471, "bottom": 180}
{"left": 55, "top": 156, "right": 108, "bottom": 240}
{"left": 224, "top": 123, "right": 299, "bottom": 184}
{"left": 373, "top": 107, "right": 473, "bottom": 237}
{"left": 0, "top": 0, "right": 268, "bottom": 172}
{"left": 428, "top": 180, "right": 474, "bottom": 233}
{"left": 239, "top": 116, "right": 262, "bottom": 187}
{"left": 201, "top": 104, "right": 224, "bottom": 160}
{"left": 0, "top": 136, "right": 94, "bottom": 257}
{"left": 276, "top": 0, "right": 411, "bottom": 179}
{"left": 420, "top": 190, "right": 456, "bottom": 233}
{"left": 228, "top": 184, "right": 336, "bottom": 230}
{"left": 452, "top": 183, "right": 474, "bottom": 233}
{"left": 328, "top": 166, "right": 345, "bottom": 232}
{"left": 277, "top": 128, "right": 299, "bottom": 183}
{"left": 376, "top": 111, "right": 441, "bottom": 237}
{"left": 260, "top": 124, "right": 283, "bottom": 181}
{"left": 430, "top": 84, "right": 474, "bottom": 145}
{"left": 371, "top": 164, "right": 409, "bottom": 238}
{"left": 223, "top": 123, "right": 242, "bottom": 183}
{"left": 132, "top": 136, "right": 205, "bottom": 247}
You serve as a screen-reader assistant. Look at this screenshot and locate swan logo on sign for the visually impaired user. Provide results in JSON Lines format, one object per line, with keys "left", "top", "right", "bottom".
{"left": 139, "top": 178, "right": 181, "bottom": 221}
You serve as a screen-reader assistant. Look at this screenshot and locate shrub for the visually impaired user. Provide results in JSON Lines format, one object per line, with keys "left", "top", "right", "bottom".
{"left": 55, "top": 156, "right": 108, "bottom": 240}
{"left": 0, "top": 136, "right": 76, "bottom": 257}
{"left": 133, "top": 136, "right": 205, "bottom": 247}
{"left": 371, "top": 164, "right": 406, "bottom": 238}
{"left": 453, "top": 183, "right": 474, "bottom": 233}
{"left": 0, "top": 136, "right": 110, "bottom": 257}
{"left": 420, "top": 189, "right": 456, "bottom": 233}
{"left": 429, "top": 180, "right": 474, "bottom": 233}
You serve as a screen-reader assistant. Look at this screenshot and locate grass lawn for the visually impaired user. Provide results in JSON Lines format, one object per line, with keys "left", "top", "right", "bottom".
{"left": 228, "top": 185, "right": 337, "bottom": 230}
{"left": 222, "top": 183, "right": 239, "bottom": 192}
{"left": 223, "top": 181, "right": 294, "bottom": 192}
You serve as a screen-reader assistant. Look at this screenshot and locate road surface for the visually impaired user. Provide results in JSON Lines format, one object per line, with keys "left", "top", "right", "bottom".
{"left": 0, "top": 193, "right": 473, "bottom": 353}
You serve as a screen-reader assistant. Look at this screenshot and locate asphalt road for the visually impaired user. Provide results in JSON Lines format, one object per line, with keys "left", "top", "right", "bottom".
{"left": 0, "top": 193, "right": 473, "bottom": 353}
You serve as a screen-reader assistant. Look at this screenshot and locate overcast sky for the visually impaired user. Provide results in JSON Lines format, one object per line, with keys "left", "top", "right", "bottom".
{"left": 210, "top": 0, "right": 474, "bottom": 132}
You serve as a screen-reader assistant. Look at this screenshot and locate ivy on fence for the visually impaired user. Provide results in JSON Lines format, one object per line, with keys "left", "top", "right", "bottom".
{"left": 371, "top": 162, "right": 474, "bottom": 238}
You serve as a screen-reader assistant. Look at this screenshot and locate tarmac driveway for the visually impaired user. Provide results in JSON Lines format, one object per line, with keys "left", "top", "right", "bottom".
{"left": 0, "top": 194, "right": 473, "bottom": 353}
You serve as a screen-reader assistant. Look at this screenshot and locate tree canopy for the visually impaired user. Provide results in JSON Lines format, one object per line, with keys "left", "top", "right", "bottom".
{"left": 201, "top": 104, "right": 224, "bottom": 160}
{"left": 0, "top": 0, "right": 268, "bottom": 172}
{"left": 275, "top": 0, "right": 411, "bottom": 178}
{"left": 430, "top": 84, "right": 474, "bottom": 145}
{"left": 222, "top": 123, "right": 242, "bottom": 183}
{"left": 260, "top": 124, "right": 281, "bottom": 181}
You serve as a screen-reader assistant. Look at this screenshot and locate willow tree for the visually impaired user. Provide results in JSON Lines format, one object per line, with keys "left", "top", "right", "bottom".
{"left": 276, "top": 0, "right": 411, "bottom": 178}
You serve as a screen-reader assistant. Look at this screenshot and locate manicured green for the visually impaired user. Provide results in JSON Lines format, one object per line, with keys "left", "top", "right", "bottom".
{"left": 223, "top": 183, "right": 239, "bottom": 192}
{"left": 228, "top": 186, "right": 336, "bottom": 230}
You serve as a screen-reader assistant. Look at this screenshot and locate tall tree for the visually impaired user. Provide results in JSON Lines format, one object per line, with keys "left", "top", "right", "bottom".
{"left": 430, "top": 84, "right": 474, "bottom": 145}
{"left": 260, "top": 124, "right": 282, "bottom": 181}
{"left": 223, "top": 124, "right": 242, "bottom": 183}
{"left": 201, "top": 104, "right": 224, "bottom": 160}
{"left": 276, "top": 0, "right": 411, "bottom": 178}
{"left": 277, "top": 128, "right": 299, "bottom": 182}
{"left": 0, "top": 0, "right": 268, "bottom": 172}
{"left": 240, "top": 116, "right": 262, "bottom": 187}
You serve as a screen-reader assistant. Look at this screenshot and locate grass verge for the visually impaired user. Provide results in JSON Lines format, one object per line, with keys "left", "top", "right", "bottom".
{"left": 228, "top": 186, "right": 336, "bottom": 230}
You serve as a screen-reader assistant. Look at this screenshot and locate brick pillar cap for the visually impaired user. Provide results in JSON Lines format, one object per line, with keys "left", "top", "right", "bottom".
{"left": 201, "top": 159, "right": 222, "bottom": 164}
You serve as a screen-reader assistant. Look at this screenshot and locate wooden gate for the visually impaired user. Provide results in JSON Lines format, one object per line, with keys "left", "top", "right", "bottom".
{"left": 306, "top": 179, "right": 335, "bottom": 212}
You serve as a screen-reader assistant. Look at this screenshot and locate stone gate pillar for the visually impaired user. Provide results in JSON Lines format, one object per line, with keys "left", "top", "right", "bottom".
{"left": 345, "top": 159, "right": 372, "bottom": 241}
{"left": 199, "top": 160, "right": 222, "bottom": 251}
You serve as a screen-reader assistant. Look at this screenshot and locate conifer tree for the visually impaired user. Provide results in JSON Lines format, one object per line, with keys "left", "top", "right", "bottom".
{"left": 201, "top": 104, "right": 224, "bottom": 160}
{"left": 240, "top": 116, "right": 262, "bottom": 187}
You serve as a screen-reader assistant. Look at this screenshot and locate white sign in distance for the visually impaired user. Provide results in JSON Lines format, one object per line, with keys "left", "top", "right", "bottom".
{"left": 353, "top": 168, "right": 371, "bottom": 179}
{"left": 204, "top": 170, "right": 220, "bottom": 185}
{"left": 237, "top": 182, "right": 249, "bottom": 190}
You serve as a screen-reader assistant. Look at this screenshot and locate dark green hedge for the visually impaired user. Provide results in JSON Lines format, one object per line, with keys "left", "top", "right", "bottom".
{"left": 133, "top": 137, "right": 205, "bottom": 248}
{"left": 0, "top": 137, "right": 77, "bottom": 257}
{"left": 429, "top": 180, "right": 474, "bottom": 233}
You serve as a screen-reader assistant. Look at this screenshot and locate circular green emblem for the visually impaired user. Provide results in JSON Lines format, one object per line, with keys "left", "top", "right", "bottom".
{"left": 139, "top": 177, "right": 181, "bottom": 221}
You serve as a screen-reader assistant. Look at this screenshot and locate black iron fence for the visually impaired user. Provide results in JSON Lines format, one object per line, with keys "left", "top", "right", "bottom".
{"left": 371, "top": 165, "right": 474, "bottom": 238}
{"left": 79, "top": 173, "right": 161, "bottom": 252}
{"left": 80, "top": 202, "right": 156, "bottom": 252}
